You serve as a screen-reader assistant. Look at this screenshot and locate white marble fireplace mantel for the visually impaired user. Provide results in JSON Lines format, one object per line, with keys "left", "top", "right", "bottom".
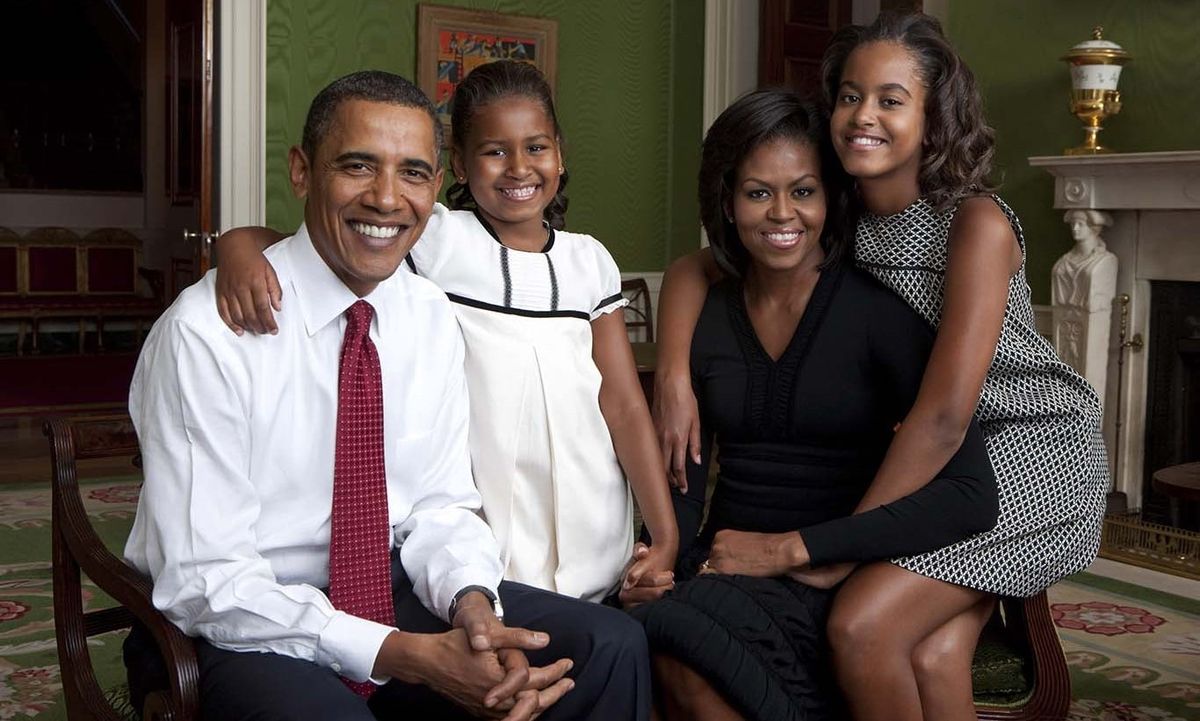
{"left": 1029, "top": 151, "right": 1200, "bottom": 511}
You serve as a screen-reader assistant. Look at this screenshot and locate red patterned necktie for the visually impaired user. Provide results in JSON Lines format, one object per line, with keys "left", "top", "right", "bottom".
{"left": 328, "top": 300, "right": 394, "bottom": 697}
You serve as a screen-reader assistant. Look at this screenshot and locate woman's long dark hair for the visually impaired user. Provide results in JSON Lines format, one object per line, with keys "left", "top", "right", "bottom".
{"left": 445, "top": 60, "right": 570, "bottom": 230}
{"left": 699, "top": 89, "right": 853, "bottom": 278}
{"left": 821, "top": 11, "right": 996, "bottom": 210}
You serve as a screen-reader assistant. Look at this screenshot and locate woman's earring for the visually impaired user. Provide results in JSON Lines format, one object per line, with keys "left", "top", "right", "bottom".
{"left": 457, "top": 176, "right": 465, "bottom": 183}
{"left": 558, "top": 166, "right": 564, "bottom": 175}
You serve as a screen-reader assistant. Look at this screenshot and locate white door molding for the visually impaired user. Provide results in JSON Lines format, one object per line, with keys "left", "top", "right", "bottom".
{"left": 703, "top": 0, "right": 759, "bottom": 132}
{"left": 702, "top": 0, "right": 758, "bottom": 247}
{"left": 219, "top": 0, "right": 267, "bottom": 232}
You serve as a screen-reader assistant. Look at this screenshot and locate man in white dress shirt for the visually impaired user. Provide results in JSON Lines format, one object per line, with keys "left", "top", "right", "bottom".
{"left": 123, "top": 70, "right": 649, "bottom": 721}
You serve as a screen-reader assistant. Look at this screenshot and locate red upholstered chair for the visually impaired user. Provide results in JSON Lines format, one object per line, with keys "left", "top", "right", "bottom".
{"left": 0, "top": 227, "right": 19, "bottom": 295}
{"left": 26, "top": 227, "right": 82, "bottom": 294}
{"left": 86, "top": 248, "right": 138, "bottom": 294}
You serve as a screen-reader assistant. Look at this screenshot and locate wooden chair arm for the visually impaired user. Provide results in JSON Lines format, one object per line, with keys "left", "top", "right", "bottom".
{"left": 1017, "top": 592, "right": 1070, "bottom": 720}
{"left": 977, "top": 592, "right": 1071, "bottom": 721}
{"left": 45, "top": 417, "right": 200, "bottom": 721}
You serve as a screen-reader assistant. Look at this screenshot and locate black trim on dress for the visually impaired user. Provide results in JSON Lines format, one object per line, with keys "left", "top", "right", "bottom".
{"left": 500, "top": 246, "right": 512, "bottom": 306}
{"left": 593, "top": 292, "right": 625, "bottom": 313}
{"left": 472, "top": 209, "right": 556, "bottom": 252}
{"left": 546, "top": 256, "right": 559, "bottom": 311}
{"left": 447, "top": 293, "right": 590, "bottom": 320}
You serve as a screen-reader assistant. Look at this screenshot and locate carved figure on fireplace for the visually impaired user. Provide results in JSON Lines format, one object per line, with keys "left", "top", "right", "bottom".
{"left": 1053, "top": 209, "right": 1117, "bottom": 312}
{"left": 1052, "top": 209, "right": 1117, "bottom": 393}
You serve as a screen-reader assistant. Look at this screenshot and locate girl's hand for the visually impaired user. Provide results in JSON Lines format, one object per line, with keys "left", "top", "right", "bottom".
{"left": 652, "top": 374, "right": 701, "bottom": 492}
{"left": 214, "top": 228, "right": 284, "bottom": 336}
{"left": 788, "top": 563, "right": 856, "bottom": 590}
{"left": 618, "top": 542, "right": 675, "bottom": 607}
{"left": 701, "top": 530, "right": 806, "bottom": 578}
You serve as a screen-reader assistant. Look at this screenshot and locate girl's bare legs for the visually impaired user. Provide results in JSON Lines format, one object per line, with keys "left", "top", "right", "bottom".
{"left": 652, "top": 654, "right": 745, "bottom": 721}
{"left": 827, "top": 562, "right": 987, "bottom": 721}
{"left": 911, "top": 595, "right": 995, "bottom": 720}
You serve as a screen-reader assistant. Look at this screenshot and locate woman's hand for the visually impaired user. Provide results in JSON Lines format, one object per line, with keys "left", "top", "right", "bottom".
{"left": 653, "top": 373, "right": 701, "bottom": 492}
{"left": 618, "top": 542, "right": 675, "bottom": 607}
{"left": 788, "top": 563, "right": 856, "bottom": 590}
{"left": 214, "top": 227, "right": 285, "bottom": 336}
{"left": 701, "top": 530, "right": 807, "bottom": 578}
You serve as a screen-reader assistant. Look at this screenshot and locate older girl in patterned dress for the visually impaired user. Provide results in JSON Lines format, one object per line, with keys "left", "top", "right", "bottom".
{"left": 653, "top": 12, "right": 1107, "bottom": 721}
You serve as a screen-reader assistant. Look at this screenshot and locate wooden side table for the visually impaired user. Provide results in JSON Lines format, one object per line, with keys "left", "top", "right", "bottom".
{"left": 1152, "top": 462, "right": 1200, "bottom": 529}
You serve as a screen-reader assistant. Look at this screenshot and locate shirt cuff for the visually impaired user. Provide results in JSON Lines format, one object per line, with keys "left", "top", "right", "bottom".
{"left": 315, "top": 611, "right": 397, "bottom": 683}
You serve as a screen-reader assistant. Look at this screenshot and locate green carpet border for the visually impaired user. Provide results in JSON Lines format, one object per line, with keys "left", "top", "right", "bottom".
{"left": 1066, "top": 571, "right": 1200, "bottom": 615}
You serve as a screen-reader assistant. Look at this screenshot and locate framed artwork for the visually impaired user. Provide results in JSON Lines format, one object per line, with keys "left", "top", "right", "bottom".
{"left": 417, "top": 4, "right": 558, "bottom": 132}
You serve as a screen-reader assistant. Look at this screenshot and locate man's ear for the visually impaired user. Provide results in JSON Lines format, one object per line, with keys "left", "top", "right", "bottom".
{"left": 432, "top": 167, "right": 445, "bottom": 190}
{"left": 288, "top": 146, "right": 310, "bottom": 200}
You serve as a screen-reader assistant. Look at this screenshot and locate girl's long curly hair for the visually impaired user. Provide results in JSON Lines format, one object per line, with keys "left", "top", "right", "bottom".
{"left": 445, "top": 60, "right": 569, "bottom": 230}
{"left": 821, "top": 11, "right": 996, "bottom": 210}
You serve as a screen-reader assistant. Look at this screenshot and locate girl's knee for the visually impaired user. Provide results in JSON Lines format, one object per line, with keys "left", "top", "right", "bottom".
{"left": 826, "top": 600, "right": 889, "bottom": 661}
{"left": 910, "top": 636, "right": 971, "bottom": 686}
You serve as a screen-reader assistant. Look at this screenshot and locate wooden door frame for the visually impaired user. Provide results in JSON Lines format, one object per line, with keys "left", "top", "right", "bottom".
{"left": 200, "top": 0, "right": 215, "bottom": 265}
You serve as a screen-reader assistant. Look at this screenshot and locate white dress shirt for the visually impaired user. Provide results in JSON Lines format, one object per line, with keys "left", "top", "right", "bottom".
{"left": 124, "top": 225, "right": 504, "bottom": 684}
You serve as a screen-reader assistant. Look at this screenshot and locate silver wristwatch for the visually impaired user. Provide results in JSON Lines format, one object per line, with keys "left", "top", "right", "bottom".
{"left": 449, "top": 585, "right": 504, "bottom": 624}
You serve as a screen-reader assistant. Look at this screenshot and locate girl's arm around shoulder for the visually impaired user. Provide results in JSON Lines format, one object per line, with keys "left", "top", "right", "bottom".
{"left": 213, "top": 226, "right": 290, "bottom": 336}
{"left": 654, "top": 247, "right": 724, "bottom": 487}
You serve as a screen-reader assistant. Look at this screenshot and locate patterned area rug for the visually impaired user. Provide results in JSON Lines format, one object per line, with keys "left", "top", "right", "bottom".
{"left": 0, "top": 478, "right": 1197, "bottom": 720}
{"left": 1, "top": 478, "right": 137, "bottom": 720}
{"left": 1053, "top": 573, "right": 1199, "bottom": 720}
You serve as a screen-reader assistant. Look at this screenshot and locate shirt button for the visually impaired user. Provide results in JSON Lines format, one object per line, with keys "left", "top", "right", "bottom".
{"left": 331, "top": 663, "right": 342, "bottom": 673}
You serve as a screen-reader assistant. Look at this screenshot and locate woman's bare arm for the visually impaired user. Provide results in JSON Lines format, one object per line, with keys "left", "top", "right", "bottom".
{"left": 213, "top": 227, "right": 289, "bottom": 335}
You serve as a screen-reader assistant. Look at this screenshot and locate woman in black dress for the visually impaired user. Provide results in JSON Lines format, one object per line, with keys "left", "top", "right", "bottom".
{"left": 630, "top": 91, "right": 999, "bottom": 721}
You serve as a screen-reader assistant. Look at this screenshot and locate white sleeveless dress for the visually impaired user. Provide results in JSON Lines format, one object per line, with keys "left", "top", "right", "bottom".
{"left": 407, "top": 204, "right": 633, "bottom": 602}
{"left": 855, "top": 196, "right": 1109, "bottom": 597}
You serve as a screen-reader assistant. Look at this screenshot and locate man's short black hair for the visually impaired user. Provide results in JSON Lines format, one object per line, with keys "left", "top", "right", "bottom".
{"left": 301, "top": 70, "right": 443, "bottom": 160}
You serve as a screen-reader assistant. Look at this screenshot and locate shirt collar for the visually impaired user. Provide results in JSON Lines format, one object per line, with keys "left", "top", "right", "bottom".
{"left": 283, "top": 223, "right": 399, "bottom": 337}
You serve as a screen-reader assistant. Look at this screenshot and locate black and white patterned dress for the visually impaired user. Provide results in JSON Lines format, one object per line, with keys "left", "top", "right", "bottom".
{"left": 855, "top": 195, "right": 1109, "bottom": 597}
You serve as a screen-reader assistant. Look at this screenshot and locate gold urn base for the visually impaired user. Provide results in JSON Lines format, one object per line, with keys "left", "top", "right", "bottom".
{"left": 1065, "top": 88, "right": 1122, "bottom": 155}
{"left": 1065, "top": 144, "right": 1114, "bottom": 156}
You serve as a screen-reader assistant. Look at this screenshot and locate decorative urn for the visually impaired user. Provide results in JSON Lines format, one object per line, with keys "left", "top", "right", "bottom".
{"left": 1061, "top": 26, "right": 1131, "bottom": 155}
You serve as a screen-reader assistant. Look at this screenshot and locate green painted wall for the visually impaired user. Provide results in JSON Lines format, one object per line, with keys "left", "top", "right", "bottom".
{"left": 265, "top": 0, "right": 704, "bottom": 272}
{"left": 947, "top": 1, "right": 1200, "bottom": 303}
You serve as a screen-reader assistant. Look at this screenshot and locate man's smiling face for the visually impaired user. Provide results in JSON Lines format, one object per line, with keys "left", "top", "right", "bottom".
{"left": 289, "top": 98, "right": 443, "bottom": 296}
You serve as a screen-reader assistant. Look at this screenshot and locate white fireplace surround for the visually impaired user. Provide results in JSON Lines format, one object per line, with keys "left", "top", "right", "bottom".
{"left": 1029, "top": 151, "right": 1200, "bottom": 511}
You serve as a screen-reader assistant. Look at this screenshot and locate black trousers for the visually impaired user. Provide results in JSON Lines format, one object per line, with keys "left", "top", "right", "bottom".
{"left": 125, "top": 556, "right": 650, "bottom": 721}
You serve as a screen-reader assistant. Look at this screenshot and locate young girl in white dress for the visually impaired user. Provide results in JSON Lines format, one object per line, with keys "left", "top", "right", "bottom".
{"left": 214, "top": 61, "right": 678, "bottom": 605}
